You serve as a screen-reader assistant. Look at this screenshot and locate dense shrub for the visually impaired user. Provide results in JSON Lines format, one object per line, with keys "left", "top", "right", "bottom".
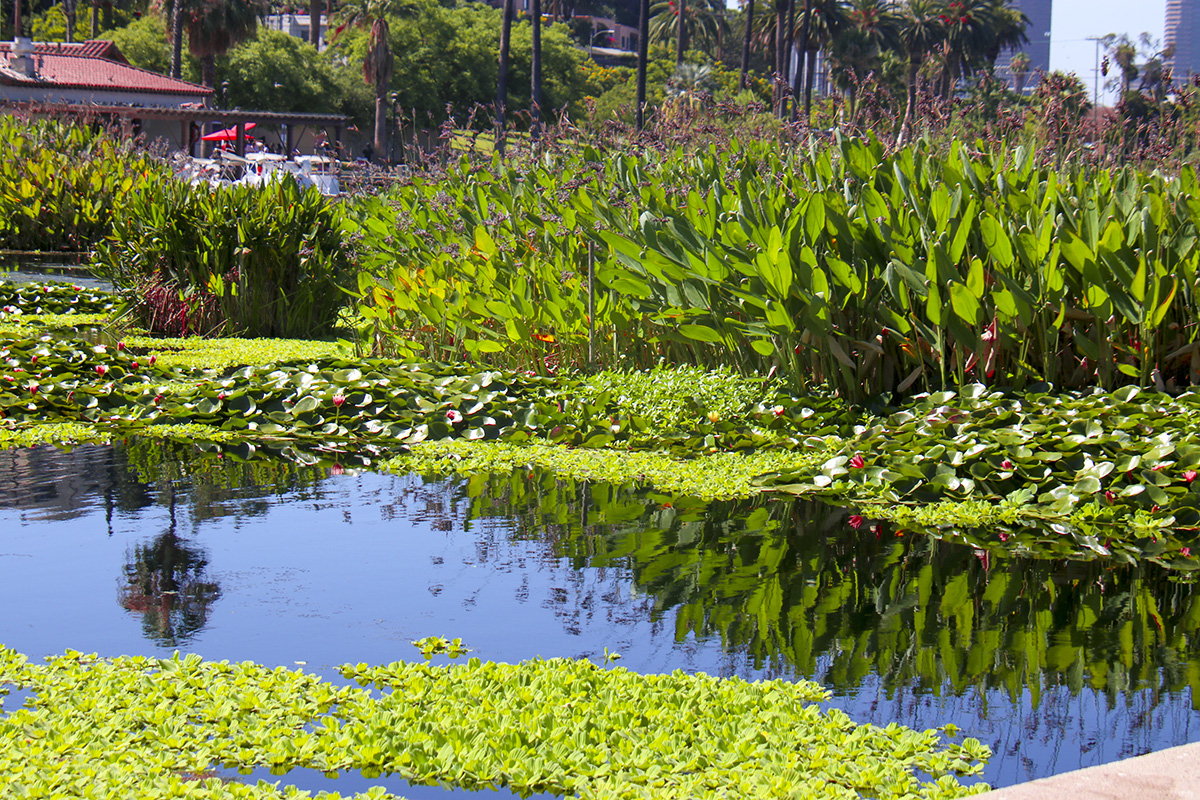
{"left": 93, "top": 179, "right": 356, "bottom": 339}
{"left": 0, "top": 115, "right": 169, "bottom": 252}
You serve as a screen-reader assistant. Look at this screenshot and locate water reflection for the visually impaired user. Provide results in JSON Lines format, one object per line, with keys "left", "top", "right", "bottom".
{"left": 0, "top": 439, "right": 1197, "bottom": 788}
{"left": 466, "top": 473, "right": 1200, "bottom": 705}
{"left": 118, "top": 490, "right": 220, "bottom": 646}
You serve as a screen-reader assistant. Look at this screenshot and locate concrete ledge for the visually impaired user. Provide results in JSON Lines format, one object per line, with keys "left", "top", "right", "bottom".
{"left": 976, "top": 742, "right": 1200, "bottom": 799}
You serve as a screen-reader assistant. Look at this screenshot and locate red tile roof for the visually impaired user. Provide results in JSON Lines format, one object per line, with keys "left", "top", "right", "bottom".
{"left": 0, "top": 40, "right": 128, "bottom": 63}
{"left": 0, "top": 40, "right": 210, "bottom": 97}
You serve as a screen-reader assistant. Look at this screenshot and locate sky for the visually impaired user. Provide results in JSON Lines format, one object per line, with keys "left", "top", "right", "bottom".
{"left": 1049, "top": 0, "right": 1167, "bottom": 104}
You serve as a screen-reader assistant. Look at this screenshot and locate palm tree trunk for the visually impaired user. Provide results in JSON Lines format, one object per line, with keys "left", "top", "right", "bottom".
{"left": 636, "top": 0, "right": 649, "bottom": 129}
{"left": 202, "top": 53, "right": 216, "bottom": 89}
{"left": 783, "top": 0, "right": 795, "bottom": 85}
{"left": 102, "top": 0, "right": 111, "bottom": 29}
{"left": 63, "top": 0, "right": 76, "bottom": 42}
{"left": 309, "top": 0, "right": 322, "bottom": 47}
{"left": 803, "top": 45, "right": 816, "bottom": 115}
{"left": 897, "top": 55, "right": 919, "bottom": 146}
{"left": 495, "top": 0, "right": 515, "bottom": 154}
{"left": 774, "top": 1, "right": 786, "bottom": 114}
{"left": 790, "top": 0, "right": 809, "bottom": 122}
{"left": 531, "top": 0, "right": 542, "bottom": 143}
{"left": 170, "top": 0, "right": 184, "bottom": 80}
{"left": 90, "top": 0, "right": 98, "bottom": 36}
{"left": 374, "top": 90, "right": 387, "bottom": 160}
{"left": 675, "top": 0, "right": 687, "bottom": 66}
{"left": 14, "top": 0, "right": 22, "bottom": 38}
{"left": 738, "top": 0, "right": 755, "bottom": 90}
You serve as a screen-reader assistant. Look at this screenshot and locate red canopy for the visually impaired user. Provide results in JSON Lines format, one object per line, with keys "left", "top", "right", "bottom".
{"left": 201, "top": 122, "right": 257, "bottom": 142}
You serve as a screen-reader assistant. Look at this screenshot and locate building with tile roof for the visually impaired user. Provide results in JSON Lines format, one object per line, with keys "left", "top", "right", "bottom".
{"left": 0, "top": 37, "right": 349, "bottom": 157}
{"left": 0, "top": 38, "right": 211, "bottom": 106}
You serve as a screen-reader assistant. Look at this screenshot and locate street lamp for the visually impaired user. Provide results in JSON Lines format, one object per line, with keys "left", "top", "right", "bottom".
{"left": 589, "top": 28, "right": 615, "bottom": 59}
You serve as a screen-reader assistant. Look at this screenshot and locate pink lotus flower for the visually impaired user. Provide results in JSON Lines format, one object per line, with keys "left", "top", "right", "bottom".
{"left": 849, "top": 454, "right": 866, "bottom": 469}
{"left": 330, "top": 464, "right": 345, "bottom": 476}
{"left": 998, "top": 532, "right": 1009, "bottom": 542}
{"left": 117, "top": 341, "right": 126, "bottom": 351}
{"left": 1105, "top": 490, "right": 1116, "bottom": 504}
{"left": 446, "top": 409, "right": 463, "bottom": 423}
{"left": 95, "top": 365, "right": 107, "bottom": 376}
{"left": 153, "top": 394, "right": 163, "bottom": 405}
{"left": 130, "top": 362, "right": 139, "bottom": 371}
{"left": 332, "top": 394, "right": 346, "bottom": 408}
{"left": 1182, "top": 547, "right": 1192, "bottom": 557}
{"left": 148, "top": 355, "right": 156, "bottom": 367}
{"left": 28, "top": 384, "right": 38, "bottom": 395}
{"left": 30, "top": 357, "right": 37, "bottom": 365}
{"left": 771, "top": 405, "right": 786, "bottom": 417}
{"left": 1185, "top": 470, "right": 1198, "bottom": 484}
{"left": 1001, "top": 459, "right": 1013, "bottom": 470}
{"left": 848, "top": 515, "right": 864, "bottom": 529}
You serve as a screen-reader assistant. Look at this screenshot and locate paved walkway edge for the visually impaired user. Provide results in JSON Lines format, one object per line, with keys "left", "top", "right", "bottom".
{"left": 975, "top": 742, "right": 1200, "bottom": 799}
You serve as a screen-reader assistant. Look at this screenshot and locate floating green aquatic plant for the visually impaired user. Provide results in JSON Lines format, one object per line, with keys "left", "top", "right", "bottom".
{"left": 0, "top": 645, "right": 991, "bottom": 799}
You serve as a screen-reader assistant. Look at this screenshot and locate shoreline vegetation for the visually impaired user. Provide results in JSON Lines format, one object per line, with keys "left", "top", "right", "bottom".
{"left": 4, "top": 113, "right": 1200, "bottom": 797}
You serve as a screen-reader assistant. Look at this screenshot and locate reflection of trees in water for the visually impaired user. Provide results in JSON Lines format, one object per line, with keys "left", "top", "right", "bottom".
{"left": 461, "top": 473, "right": 1200, "bottom": 712}
{"left": 122, "top": 439, "right": 331, "bottom": 528}
{"left": 118, "top": 488, "right": 220, "bottom": 647}
{"left": 0, "top": 443, "right": 153, "bottom": 525}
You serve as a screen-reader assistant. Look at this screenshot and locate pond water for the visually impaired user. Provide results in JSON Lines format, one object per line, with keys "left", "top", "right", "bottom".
{"left": 1, "top": 438, "right": 1198, "bottom": 795}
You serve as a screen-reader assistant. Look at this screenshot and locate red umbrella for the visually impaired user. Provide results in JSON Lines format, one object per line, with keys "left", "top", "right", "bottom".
{"left": 201, "top": 122, "right": 257, "bottom": 142}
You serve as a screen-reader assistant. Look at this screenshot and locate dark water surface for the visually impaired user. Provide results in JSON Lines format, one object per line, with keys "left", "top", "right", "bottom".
{"left": 1, "top": 439, "right": 1198, "bottom": 794}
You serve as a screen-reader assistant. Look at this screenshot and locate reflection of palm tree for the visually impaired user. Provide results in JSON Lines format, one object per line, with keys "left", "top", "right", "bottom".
{"left": 118, "top": 491, "right": 220, "bottom": 647}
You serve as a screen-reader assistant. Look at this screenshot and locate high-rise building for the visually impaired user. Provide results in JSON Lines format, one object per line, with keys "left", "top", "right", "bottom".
{"left": 996, "top": 0, "right": 1053, "bottom": 93}
{"left": 1166, "top": 0, "right": 1200, "bottom": 79}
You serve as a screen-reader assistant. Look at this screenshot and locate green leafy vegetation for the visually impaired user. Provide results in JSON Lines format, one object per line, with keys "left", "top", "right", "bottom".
{"left": 0, "top": 117, "right": 170, "bottom": 252}
{"left": 93, "top": 179, "right": 356, "bottom": 339}
{"left": 0, "top": 645, "right": 990, "bottom": 799}
{"left": 350, "top": 137, "right": 1200, "bottom": 403}
{"left": 387, "top": 439, "right": 835, "bottom": 500}
{"left": 4, "top": 288, "right": 1200, "bottom": 562}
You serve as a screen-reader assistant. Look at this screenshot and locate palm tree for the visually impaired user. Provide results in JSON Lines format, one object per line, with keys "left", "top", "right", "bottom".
{"left": 649, "top": 0, "right": 728, "bottom": 64}
{"left": 186, "top": 0, "right": 264, "bottom": 88}
{"left": 155, "top": 0, "right": 263, "bottom": 86}
{"left": 531, "top": 0, "right": 542, "bottom": 143}
{"left": 636, "top": 0, "right": 650, "bottom": 129}
{"left": 1009, "top": 49, "right": 1030, "bottom": 94}
{"left": 895, "top": 0, "right": 944, "bottom": 145}
{"left": 934, "top": 0, "right": 995, "bottom": 97}
{"left": 339, "top": 0, "right": 408, "bottom": 160}
{"left": 495, "top": 0, "right": 515, "bottom": 153}
{"left": 981, "top": 0, "right": 1027, "bottom": 68}
{"left": 61, "top": 0, "right": 77, "bottom": 42}
{"left": 826, "top": 0, "right": 898, "bottom": 114}
{"left": 795, "top": 0, "right": 848, "bottom": 117}
{"left": 739, "top": 0, "right": 756, "bottom": 89}
{"left": 309, "top": 0, "right": 330, "bottom": 47}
